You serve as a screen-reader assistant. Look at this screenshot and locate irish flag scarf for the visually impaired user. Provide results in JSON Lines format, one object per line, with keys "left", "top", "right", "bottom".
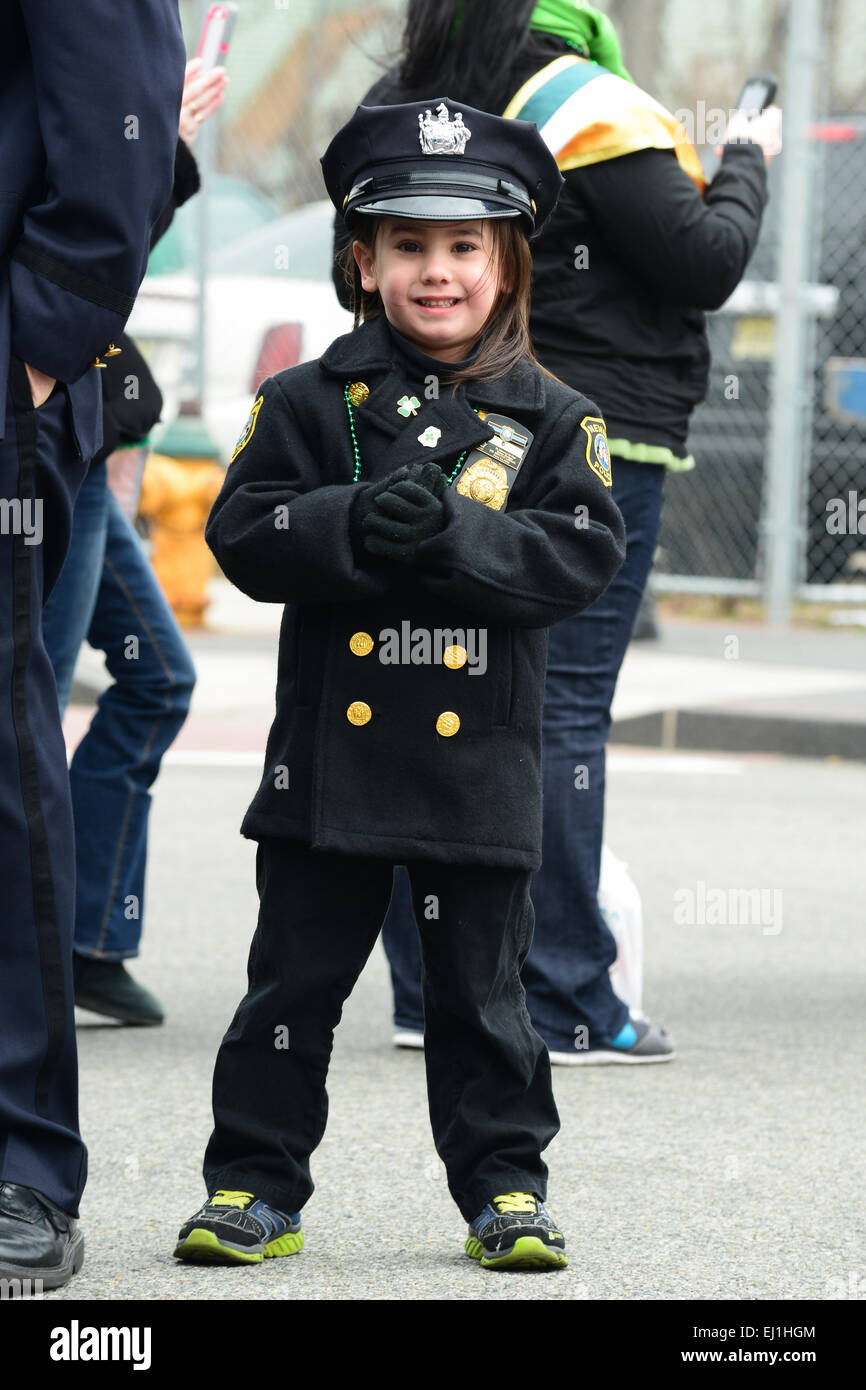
{"left": 504, "top": 53, "right": 707, "bottom": 193}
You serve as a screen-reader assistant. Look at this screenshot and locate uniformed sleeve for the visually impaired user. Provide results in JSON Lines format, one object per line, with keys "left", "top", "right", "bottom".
{"left": 8, "top": 0, "right": 186, "bottom": 383}
{"left": 205, "top": 375, "right": 393, "bottom": 605}
{"left": 412, "top": 397, "right": 627, "bottom": 627}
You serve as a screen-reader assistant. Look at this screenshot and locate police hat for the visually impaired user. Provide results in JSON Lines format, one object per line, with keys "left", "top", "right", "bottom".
{"left": 321, "top": 97, "right": 563, "bottom": 236}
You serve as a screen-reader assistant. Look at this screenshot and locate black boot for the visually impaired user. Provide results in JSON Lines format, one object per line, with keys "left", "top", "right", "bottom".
{"left": 73, "top": 955, "right": 164, "bottom": 1025}
{"left": 0, "top": 1184, "right": 84, "bottom": 1291}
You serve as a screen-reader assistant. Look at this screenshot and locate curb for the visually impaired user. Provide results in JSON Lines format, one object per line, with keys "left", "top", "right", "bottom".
{"left": 611, "top": 707, "right": 866, "bottom": 760}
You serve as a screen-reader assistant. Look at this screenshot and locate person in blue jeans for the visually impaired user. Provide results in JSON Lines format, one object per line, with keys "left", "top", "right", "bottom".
{"left": 43, "top": 458, "right": 196, "bottom": 1024}
{"left": 384, "top": 455, "right": 665, "bottom": 1058}
{"left": 358, "top": 0, "right": 779, "bottom": 1065}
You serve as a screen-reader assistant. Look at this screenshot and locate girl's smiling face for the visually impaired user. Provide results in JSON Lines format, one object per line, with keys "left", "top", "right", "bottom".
{"left": 352, "top": 217, "right": 505, "bottom": 361}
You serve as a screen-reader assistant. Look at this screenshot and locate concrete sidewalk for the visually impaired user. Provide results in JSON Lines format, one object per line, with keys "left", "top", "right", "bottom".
{"left": 612, "top": 619, "right": 866, "bottom": 759}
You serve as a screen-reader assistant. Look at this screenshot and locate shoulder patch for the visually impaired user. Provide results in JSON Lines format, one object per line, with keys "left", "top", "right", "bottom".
{"left": 230, "top": 395, "right": 264, "bottom": 463}
{"left": 579, "top": 416, "right": 611, "bottom": 487}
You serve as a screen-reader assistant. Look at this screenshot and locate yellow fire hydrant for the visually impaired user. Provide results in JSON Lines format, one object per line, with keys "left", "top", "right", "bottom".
{"left": 138, "top": 442, "right": 224, "bottom": 629}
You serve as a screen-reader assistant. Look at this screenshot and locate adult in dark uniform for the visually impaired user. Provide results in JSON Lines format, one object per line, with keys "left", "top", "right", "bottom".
{"left": 0, "top": 0, "right": 186, "bottom": 1290}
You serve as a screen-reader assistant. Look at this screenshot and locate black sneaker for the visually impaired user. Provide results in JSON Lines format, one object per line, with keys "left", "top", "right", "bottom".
{"left": 73, "top": 955, "right": 163, "bottom": 1026}
{"left": 173, "top": 1190, "right": 303, "bottom": 1264}
{"left": 466, "top": 1192, "right": 567, "bottom": 1270}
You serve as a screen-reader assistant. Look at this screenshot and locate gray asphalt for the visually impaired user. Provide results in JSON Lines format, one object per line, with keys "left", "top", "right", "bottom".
{"left": 50, "top": 751, "right": 865, "bottom": 1301}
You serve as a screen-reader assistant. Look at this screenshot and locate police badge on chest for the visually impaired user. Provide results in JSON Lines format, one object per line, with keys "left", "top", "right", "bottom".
{"left": 454, "top": 413, "right": 534, "bottom": 511}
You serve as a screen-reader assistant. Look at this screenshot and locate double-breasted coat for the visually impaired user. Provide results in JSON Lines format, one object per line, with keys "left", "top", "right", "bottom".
{"left": 205, "top": 314, "right": 626, "bottom": 870}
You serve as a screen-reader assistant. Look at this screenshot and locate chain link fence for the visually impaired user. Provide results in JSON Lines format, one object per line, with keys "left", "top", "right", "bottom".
{"left": 805, "top": 116, "right": 866, "bottom": 592}
{"left": 159, "top": 0, "right": 866, "bottom": 614}
{"left": 655, "top": 98, "right": 866, "bottom": 607}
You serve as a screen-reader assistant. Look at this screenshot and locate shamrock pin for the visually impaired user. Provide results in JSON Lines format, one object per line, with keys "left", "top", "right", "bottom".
{"left": 397, "top": 395, "right": 421, "bottom": 417}
{"left": 418, "top": 426, "right": 442, "bottom": 448}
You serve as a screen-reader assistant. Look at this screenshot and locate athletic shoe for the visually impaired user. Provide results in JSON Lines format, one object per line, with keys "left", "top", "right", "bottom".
{"left": 548, "top": 1016, "right": 675, "bottom": 1066}
{"left": 173, "top": 1190, "right": 303, "bottom": 1264}
{"left": 392, "top": 1029, "right": 424, "bottom": 1050}
{"left": 465, "top": 1192, "right": 567, "bottom": 1270}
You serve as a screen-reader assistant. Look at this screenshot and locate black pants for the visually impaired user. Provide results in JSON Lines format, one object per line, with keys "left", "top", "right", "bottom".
{"left": 0, "top": 358, "right": 89, "bottom": 1215}
{"left": 204, "top": 839, "right": 561, "bottom": 1223}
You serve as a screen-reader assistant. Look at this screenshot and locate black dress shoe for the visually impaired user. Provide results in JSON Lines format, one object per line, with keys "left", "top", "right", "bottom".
{"left": 0, "top": 1183, "right": 84, "bottom": 1291}
{"left": 73, "top": 955, "right": 164, "bottom": 1025}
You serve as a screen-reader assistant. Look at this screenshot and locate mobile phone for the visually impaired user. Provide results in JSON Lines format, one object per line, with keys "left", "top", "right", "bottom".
{"left": 734, "top": 74, "right": 778, "bottom": 119}
{"left": 196, "top": 3, "right": 238, "bottom": 74}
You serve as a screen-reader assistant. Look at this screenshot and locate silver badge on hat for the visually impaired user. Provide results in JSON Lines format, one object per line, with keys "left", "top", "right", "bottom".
{"left": 418, "top": 104, "right": 471, "bottom": 156}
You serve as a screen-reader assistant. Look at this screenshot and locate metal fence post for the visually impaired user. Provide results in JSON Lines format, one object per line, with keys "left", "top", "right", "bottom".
{"left": 194, "top": 0, "right": 216, "bottom": 415}
{"left": 761, "top": 0, "right": 822, "bottom": 625}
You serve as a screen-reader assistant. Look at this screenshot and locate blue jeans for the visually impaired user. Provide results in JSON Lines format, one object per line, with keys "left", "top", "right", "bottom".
{"left": 42, "top": 464, "right": 196, "bottom": 959}
{"left": 42, "top": 462, "right": 109, "bottom": 710}
{"left": 382, "top": 458, "right": 666, "bottom": 1049}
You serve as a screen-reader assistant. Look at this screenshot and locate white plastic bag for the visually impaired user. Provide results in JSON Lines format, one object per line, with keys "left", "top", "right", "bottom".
{"left": 598, "top": 845, "right": 644, "bottom": 1015}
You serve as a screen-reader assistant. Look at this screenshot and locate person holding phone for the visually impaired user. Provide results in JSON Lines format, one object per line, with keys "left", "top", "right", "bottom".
{"left": 0, "top": 0, "right": 185, "bottom": 1292}
{"left": 334, "top": 0, "right": 780, "bottom": 1065}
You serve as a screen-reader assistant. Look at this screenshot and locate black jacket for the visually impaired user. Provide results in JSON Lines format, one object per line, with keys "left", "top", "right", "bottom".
{"left": 206, "top": 315, "right": 625, "bottom": 869}
{"left": 333, "top": 47, "right": 768, "bottom": 457}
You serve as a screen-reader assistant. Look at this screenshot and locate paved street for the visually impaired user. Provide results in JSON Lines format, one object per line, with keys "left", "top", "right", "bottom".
{"left": 52, "top": 735, "right": 865, "bottom": 1301}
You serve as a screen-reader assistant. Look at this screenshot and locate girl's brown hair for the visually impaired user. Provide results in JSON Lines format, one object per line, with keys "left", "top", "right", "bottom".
{"left": 337, "top": 214, "right": 551, "bottom": 391}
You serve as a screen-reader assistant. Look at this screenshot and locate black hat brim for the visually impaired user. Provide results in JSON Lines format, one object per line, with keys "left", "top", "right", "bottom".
{"left": 349, "top": 194, "right": 526, "bottom": 226}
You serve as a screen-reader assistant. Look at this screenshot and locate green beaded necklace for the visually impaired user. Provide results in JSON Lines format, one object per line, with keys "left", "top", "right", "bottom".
{"left": 343, "top": 383, "right": 475, "bottom": 486}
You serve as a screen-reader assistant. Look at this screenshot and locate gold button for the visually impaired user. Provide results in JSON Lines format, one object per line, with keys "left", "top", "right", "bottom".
{"left": 349, "top": 631, "right": 374, "bottom": 657}
{"left": 104, "top": 343, "right": 122, "bottom": 357}
{"left": 91, "top": 357, "right": 106, "bottom": 369}
{"left": 347, "top": 701, "right": 372, "bottom": 726}
{"left": 442, "top": 644, "right": 467, "bottom": 669}
{"left": 347, "top": 381, "right": 370, "bottom": 406}
{"left": 436, "top": 711, "right": 460, "bottom": 737}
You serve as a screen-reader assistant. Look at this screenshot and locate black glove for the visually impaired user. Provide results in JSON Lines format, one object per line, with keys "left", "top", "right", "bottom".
{"left": 362, "top": 477, "right": 446, "bottom": 564}
{"left": 348, "top": 465, "right": 414, "bottom": 562}
{"left": 400, "top": 461, "right": 447, "bottom": 500}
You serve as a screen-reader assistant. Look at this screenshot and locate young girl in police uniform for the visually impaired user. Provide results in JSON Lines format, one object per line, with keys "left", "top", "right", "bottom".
{"left": 173, "top": 97, "right": 625, "bottom": 1272}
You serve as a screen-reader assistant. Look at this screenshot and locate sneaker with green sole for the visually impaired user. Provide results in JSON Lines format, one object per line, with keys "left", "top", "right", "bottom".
{"left": 466, "top": 1192, "right": 568, "bottom": 1270}
{"left": 173, "top": 1190, "right": 303, "bottom": 1264}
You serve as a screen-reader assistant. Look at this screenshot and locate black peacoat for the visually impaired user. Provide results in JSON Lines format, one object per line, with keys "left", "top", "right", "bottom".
{"left": 205, "top": 314, "right": 626, "bottom": 870}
